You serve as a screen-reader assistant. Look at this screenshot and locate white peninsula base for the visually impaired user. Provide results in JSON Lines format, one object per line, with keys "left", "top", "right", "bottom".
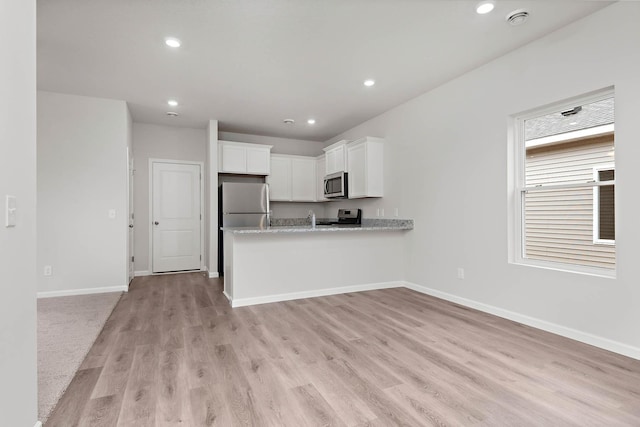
{"left": 223, "top": 228, "right": 408, "bottom": 307}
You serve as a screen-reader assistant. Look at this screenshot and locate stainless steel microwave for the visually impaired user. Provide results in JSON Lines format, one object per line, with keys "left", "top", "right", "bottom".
{"left": 324, "top": 171, "right": 348, "bottom": 198}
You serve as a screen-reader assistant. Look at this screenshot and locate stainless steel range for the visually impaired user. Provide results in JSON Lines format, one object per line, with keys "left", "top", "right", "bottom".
{"left": 317, "top": 208, "right": 362, "bottom": 226}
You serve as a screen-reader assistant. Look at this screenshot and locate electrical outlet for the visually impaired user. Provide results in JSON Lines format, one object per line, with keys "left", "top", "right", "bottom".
{"left": 457, "top": 267, "right": 465, "bottom": 279}
{"left": 44, "top": 265, "right": 53, "bottom": 276}
{"left": 394, "top": 207, "right": 399, "bottom": 217}
{"left": 380, "top": 208, "right": 385, "bottom": 217}
{"left": 376, "top": 208, "right": 380, "bottom": 217}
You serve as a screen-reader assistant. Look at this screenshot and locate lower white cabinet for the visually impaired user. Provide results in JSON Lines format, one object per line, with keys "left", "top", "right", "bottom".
{"left": 266, "top": 154, "right": 317, "bottom": 202}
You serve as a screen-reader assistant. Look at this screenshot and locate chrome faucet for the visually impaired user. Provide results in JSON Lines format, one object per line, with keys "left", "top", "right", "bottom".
{"left": 308, "top": 209, "right": 316, "bottom": 228}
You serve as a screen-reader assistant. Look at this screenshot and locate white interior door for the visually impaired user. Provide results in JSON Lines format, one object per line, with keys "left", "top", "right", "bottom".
{"left": 127, "top": 151, "right": 135, "bottom": 283}
{"left": 152, "top": 161, "right": 202, "bottom": 273}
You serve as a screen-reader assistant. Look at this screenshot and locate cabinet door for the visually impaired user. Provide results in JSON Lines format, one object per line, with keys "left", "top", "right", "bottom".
{"left": 325, "top": 149, "right": 336, "bottom": 175}
{"left": 325, "top": 146, "right": 346, "bottom": 175}
{"left": 246, "top": 147, "right": 270, "bottom": 175}
{"left": 316, "top": 156, "right": 327, "bottom": 201}
{"left": 334, "top": 146, "right": 346, "bottom": 173}
{"left": 347, "top": 143, "right": 367, "bottom": 198}
{"left": 266, "top": 156, "right": 291, "bottom": 201}
{"left": 291, "top": 158, "right": 316, "bottom": 201}
{"left": 220, "top": 144, "right": 246, "bottom": 173}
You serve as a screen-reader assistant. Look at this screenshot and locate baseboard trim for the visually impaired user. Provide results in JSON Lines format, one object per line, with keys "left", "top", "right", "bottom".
{"left": 134, "top": 270, "right": 151, "bottom": 277}
{"left": 37, "top": 285, "right": 128, "bottom": 299}
{"left": 403, "top": 281, "right": 640, "bottom": 361}
{"left": 223, "top": 290, "right": 231, "bottom": 302}
{"left": 230, "top": 281, "right": 402, "bottom": 308}
{"left": 209, "top": 271, "right": 220, "bottom": 278}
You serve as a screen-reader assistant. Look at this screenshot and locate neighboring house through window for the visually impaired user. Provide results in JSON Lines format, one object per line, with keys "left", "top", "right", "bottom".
{"left": 512, "top": 91, "right": 615, "bottom": 275}
{"left": 593, "top": 165, "right": 615, "bottom": 244}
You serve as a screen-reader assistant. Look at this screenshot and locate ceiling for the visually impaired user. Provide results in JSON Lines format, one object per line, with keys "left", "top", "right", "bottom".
{"left": 37, "top": 0, "right": 612, "bottom": 142}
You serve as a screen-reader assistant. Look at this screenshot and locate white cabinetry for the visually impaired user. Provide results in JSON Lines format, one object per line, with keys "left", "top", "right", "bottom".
{"left": 316, "top": 156, "right": 327, "bottom": 201}
{"left": 266, "top": 154, "right": 317, "bottom": 202}
{"left": 323, "top": 140, "right": 349, "bottom": 175}
{"left": 267, "top": 155, "right": 291, "bottom": 201}
{"left": 218, "top": 140, "right": 272, "bottom": 175}
{"left": 347, "top": 137, "right": 384, "bottom": 198}
{"left": 292, "top": 157, "right": 316, "bottom": 201}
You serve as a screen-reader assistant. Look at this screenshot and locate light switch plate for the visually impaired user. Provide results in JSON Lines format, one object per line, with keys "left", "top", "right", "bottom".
{"left": 5, "top": 195, "right": 16, "bottom": 227}
{"left": 108, "top": 209, "right": 116, "bottom": 219}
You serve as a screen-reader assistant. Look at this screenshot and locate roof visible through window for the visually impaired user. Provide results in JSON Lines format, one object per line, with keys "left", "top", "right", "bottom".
{"left": 525, "top": 98, "right": 614, "bottom": 141}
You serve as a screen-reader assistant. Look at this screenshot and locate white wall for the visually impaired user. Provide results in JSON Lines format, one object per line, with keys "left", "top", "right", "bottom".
{"left": 326, "top": 3, "right": 640, "bottom": 357}
{"left": 132, "top": 123, "right": 206, "bottom": 273}
{"left": 38, "top": 91, "right": 130, "bottom": 296}
{"left": 0, "top": 0, "right": 38, "bottom": 424}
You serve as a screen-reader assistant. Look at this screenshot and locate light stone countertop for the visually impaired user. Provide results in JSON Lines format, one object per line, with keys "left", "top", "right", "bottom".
{"left": 221, "top": 219, "right": 413, "bottom": 234}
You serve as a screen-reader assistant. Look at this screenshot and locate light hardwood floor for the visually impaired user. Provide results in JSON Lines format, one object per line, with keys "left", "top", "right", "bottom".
{"left": 45, "top": 272, "right": 640, "bottom": 426}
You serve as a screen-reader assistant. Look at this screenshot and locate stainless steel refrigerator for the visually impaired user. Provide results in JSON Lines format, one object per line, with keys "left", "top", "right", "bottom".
{"left": 218, "top": 182, "right": 270, "bottom": 274}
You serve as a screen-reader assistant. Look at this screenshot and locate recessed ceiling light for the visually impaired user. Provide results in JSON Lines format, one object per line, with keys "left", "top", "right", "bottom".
{"left": 476, "top": 1, "right": 495, "bottom": 14}
{"left": 283, "top": 119, "right": 295, "bottom": 125}
{"left": 364, "top": 79, "right": 375, "bottom": 87}
{"left": 165, "top": 37, "right": 181, "bottom": 48}
{"left": 569, "top": 121, "right": 578, "bottom": 125}
{"left": 166, "top": 111, "right": 179, "bottom": 117}
{"left": 167, "top": 100, "right": 178, "bottom": 107}
{"left": 307, "top": 119, "right": 316, "bottom": 125}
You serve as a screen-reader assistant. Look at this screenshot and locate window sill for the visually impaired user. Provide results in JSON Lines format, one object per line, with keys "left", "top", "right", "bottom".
{"left": 510, "top": 259, "right": 616, "bottom": 279}
{"left": 593, "top": 239, "right": 615, "bottom": 246}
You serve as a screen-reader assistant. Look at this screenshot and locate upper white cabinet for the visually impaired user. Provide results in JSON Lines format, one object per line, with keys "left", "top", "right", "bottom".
{"left": 292, "top": 157, "right": 317, "bottom": 201}
{"left": 323, "top": 140, "right": 349, "bottom": 175}
{"left": 316, "top": 155, "right": 327, "bottom": 202}
{"left": 218, "top": 140, "right": 272, "bottom": 175}
{"left": 347, "top": 137, "right": 384, "bottom": 199}
{"left": 267, "top": 154, "right": 317, "bottom": 202}
{"left": 267, "top": 155, "right": 291, "bottom": 201}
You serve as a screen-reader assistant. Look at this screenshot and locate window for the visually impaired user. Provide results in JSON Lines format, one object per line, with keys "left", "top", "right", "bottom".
{"left": 512, "top": 90, "right": 615, "bottom": 275}
{"left": 593, "top": 166, "right": 615, "bottom": 244}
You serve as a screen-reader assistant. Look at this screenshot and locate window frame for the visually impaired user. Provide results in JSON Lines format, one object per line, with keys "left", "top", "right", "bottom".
{"left": 510, "top": 88, "right": 616, "bottom": 278}
{"left": 593, "top": 164, "right": 615, "bottom": 245}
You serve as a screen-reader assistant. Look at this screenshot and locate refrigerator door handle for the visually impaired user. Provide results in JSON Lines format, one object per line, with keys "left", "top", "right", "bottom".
{"left": 265, "top": 184, "right": 270, "bottom": 224}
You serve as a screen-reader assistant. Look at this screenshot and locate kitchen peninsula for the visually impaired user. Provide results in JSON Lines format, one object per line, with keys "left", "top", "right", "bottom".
{"left": 222, "top": 219, "right": 413, "bottom": 307}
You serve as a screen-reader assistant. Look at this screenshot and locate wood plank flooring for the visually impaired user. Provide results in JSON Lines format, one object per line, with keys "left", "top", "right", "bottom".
{"left": 45, "top": 272, "right": 640, "bottom": 426}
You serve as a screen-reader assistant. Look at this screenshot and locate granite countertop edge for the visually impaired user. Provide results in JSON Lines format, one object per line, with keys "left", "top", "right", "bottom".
{"left": 222, "top": 219, "right": 414, "bottom": 234}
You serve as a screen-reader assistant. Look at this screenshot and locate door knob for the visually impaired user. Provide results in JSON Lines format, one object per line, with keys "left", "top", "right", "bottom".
{"left": 129, "top": 224, "right": 134, "bottom": 228}
{"left": 154, "top": 221, "right": 159, "bottom": 225}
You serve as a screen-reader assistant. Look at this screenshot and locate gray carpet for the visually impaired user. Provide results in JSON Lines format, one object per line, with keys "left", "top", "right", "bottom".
{"left": 37, "top": 291, "right": 122, "bottom": 423}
